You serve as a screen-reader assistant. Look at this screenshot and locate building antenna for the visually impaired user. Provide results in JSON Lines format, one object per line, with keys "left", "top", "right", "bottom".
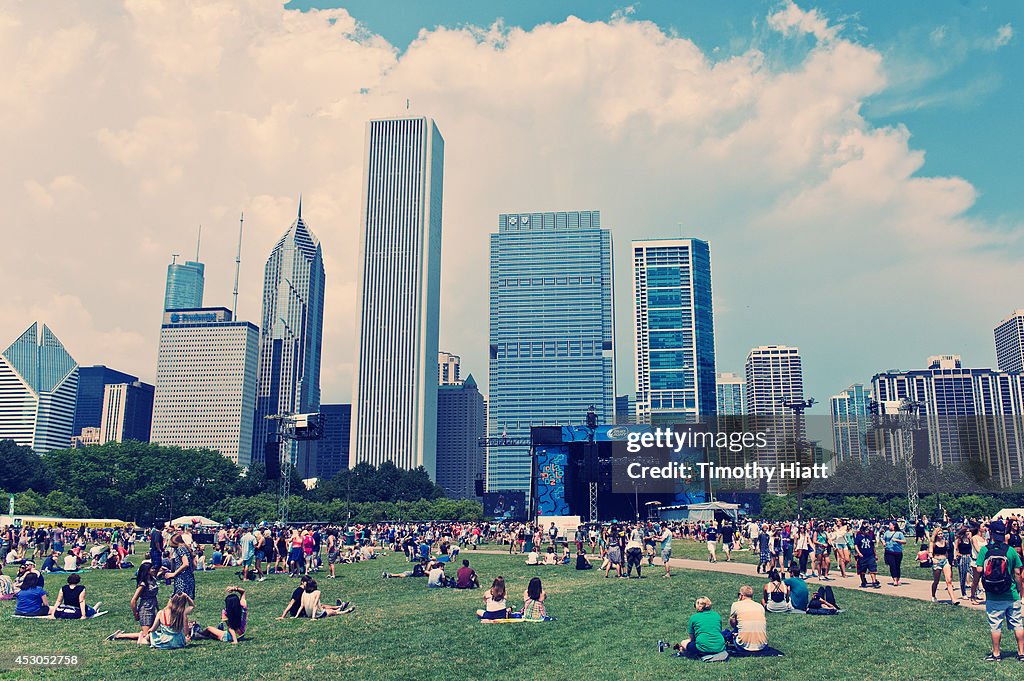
{"left": 232, "top": 212, "right": 244, "bottom": 318}
{"left": 406, "top": 98, "right": 410, "bottom": 110}
{"left": 171, "top": 252, "right": 179, "bottom": 265}
{"left": 195, "top": 224, "right": 202, "bottom": 261}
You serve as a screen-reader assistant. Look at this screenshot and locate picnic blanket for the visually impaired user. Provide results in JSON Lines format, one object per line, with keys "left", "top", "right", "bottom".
{"left": 479, "top": 617, "right": 556, "bottom": 623}
{"left": 728, "top": 645, "right": 785, "bottom": 658}
{"left": 14, "top": 611, "right": 108, "bottom": 619}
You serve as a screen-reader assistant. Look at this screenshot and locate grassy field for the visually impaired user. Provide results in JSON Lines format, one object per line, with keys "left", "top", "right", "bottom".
{"left": 0, "top": 547, "right": 1017, "bottom": 680}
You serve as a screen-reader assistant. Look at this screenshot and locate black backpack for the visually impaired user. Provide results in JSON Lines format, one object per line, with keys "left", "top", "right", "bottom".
{"left": 981, "top": 543, "right": 1013, "bottom": 596}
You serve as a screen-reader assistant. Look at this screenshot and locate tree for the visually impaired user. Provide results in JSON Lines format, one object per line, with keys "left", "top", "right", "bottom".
{"left": 0, "top": 438, "right": 52, "bottom": 493}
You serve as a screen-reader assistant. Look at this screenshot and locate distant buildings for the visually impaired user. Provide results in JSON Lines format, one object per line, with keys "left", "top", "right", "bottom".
{"left": 716, "top": 372, "right": 745, "bottom": 416}
{"left": 633, "top": 238, "right": 716, "bottom": 424}
{"left": 150, "top": 308, "right": 259, "bottom": 465}
{"left": 994, "top": 310, "right": 1024, "bottom": 373}
{"left": 436, "top": 374, "right": 486, "bottom": 499}
{"left": 351, "top": 117, "right": 444, "bottom": 477}
{"left": 871, "top": 355, "right": 1024, "bottom": 488}
{"left": 745, "top": 345, "right": 804, "bottom": 416}
{"left": 100, "top": 380, "right": 154, "bottom": 443}
{"left": 615, "top": 394, "right": 636, "bottom": 425}
{"left": 74, "top": 365, "right": 137, "bottom": 438}
{"left": 164, "top": 256, "right": 205, "bottom": 311}
{"left": 251, "top": 203, "right": 326, "bottom": 480}
{"left": 317, "top": 403, "right": 352, "bottom": 480}
{"left": 487, "top": 210, "right": 615, "bottom": 493}
{"left": 830, "top": 383, "right": 872, "bottom": 463}
{"left": 0, "top": 323, "right": 79, "bottom": 453}
{"left": 438, "top": 351, "right": 461, "bottom": 386}
{"left": 71, "top": 427, "right": 101, "bottom": 448}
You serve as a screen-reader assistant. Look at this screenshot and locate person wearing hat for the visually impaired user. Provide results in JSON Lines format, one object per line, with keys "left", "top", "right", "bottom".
{"left": 974, "top": 519, "right": 1024, "bottom": 662}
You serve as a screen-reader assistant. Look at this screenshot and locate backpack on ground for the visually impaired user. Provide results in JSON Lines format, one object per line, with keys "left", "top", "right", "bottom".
{"left": 981, "top": 544, "right": 1012, "bottom": 596}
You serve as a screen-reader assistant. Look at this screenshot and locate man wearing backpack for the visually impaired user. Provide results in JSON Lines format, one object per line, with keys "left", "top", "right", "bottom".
{"left": 975, "top": 519, "right": 1024, "bottom": 661}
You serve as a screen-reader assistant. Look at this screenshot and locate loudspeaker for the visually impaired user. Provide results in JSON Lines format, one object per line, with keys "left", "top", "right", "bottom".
{"left": 911, "top": 428, "right": 930, "bottom": 469}
{"left": 265, "top": 441, "right": 280, "bottom": 480}
{"left": 474, "top": 479, "right": 485, "bottom": 497}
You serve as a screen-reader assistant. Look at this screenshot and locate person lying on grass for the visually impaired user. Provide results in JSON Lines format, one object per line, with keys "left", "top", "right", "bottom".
{"left": 200, "top": 586, "right": 248, "bottom": 643}
{"left": 676, "top": 596, "right": 727, "bottom": 659}
{"left": 110, "top": 560, "right": 164, "bottom": 644}
{"left": 382, "top": 559, "right": 428, "bottom": 579}
{"left": 520, "top": 577, "right": 547, "bottom": 620}
{"left": 476, "top": 576, "right": 511, "bottom": 620}
{"left": 300, "top": 579, "right": 354, "bottom": 619}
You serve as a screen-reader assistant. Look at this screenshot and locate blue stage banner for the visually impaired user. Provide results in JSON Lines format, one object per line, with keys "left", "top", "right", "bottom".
{"left": 534, "top": 445, "right": 570, "bottom": 516}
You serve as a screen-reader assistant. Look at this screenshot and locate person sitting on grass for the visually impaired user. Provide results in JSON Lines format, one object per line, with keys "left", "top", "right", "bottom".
{"left": 525, "top": 549, "right": 540, "bottom": 565}
{"left": 727, "top": 585, "right": 767, "bottom": 652}
{"left": 62, "top": 549, "right": 78, "bottom": 572}
{"left": 13, "top": 572, "right": 50, "bottom": 617}
{"left": 678, "top": 596, "right": 726, "bottom": 659}
{"left": 520, "top": 577, "right": 547, "bottom": 620}
{"left": 201, "top": 586, "right": 248, "bottom": 643}
{"left": 278, "top": 575, "right": 312, "bottom": 619}
{"left": 784, "top": 562, "right": 809, "bottom": 612}
{"left": 0, "top": 565, "right": 14, "bottom": 600}
{"left": 456, "top": 559, "right": 480, "bottom": 589}
{"left": 53, "top": 573, "right": 97, "bottom": 619}
{"left": 148, "top": 593, "right": 194, "bottom": 650}
{"left": 543, "top": 546, "right": 558, "bottom": 566}
{"left": 110, "top": 561, "right": 164, "bottom": 644}
{"left": 806, "top": 585, "right": 840, "bottom": 615}
{"left": 575, "top": 550, "right": 592, "bottom": 570}
{"left": 300, "top": 579, "right": 354, "bottom": 619}
{"left": 382, "top": 559, "right": 428, "bottom": 579}
{"left": 476, "top": 577, "right": 511, "bottom": 621}
{"left": 561, "top": 545, "right": 572, "bottom": 565}
{"left": 427, "top": 561, "right": 449, "bottom": 588}
{"left": 761, "top": 569, "right": 791, "bottom": 613}
{"left": 41, "top": 551, "right": 59, "bottom": 573}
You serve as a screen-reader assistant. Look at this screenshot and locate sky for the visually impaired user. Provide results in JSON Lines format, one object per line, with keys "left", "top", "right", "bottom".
{"left": 2, "top": 0, "right": 1022, "bottom": 414}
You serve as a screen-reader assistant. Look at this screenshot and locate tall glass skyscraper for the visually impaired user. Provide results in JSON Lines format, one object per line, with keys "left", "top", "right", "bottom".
{"left": 351, "top": 117, "right": 444, "bottom": 477}
{"left": 164, "top": 258, "right": 205, "bottom": 311}
{"left": 0, "top": 322, "right": 79, "bottom": 453}
{"left": 633, "top": 238, "right": 716, "bottom": 424}
{"left": 830, "top": 383, "right": 872, "bottom": 463}
{"left": 73, "top": 365, "right": 138, "bottom": 437}
{"left": 252, "top": 203, "right": 326, "bottom": 480}
{"left": 994, "top": 310, "right": 1024, "bottom": 373}
{"left": 487, "top": 210, "right": 615, "bottom": 493}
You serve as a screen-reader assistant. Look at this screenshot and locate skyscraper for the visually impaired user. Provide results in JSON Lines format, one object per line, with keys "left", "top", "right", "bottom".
{"left": 164, "top": 257, "right": 205, "bottom": 311}
{"left": 251, "top": 203, "right": 326, "bottom": 480}
{"left": 745, "top": 345, "right": 805, "bottom": 492}
{"left": 488, "top": 210, "right": 615, "bottom": 493}
{"left": 716, "top": 372, "right": 745, "bottom": 415}
{"left": 316, "top": 403, "right": 351, "bottom": 480}
{"left": 994, "top": 310, "right": 1024, "bottom": 373}
{"left": 151, "top": 307, "right": 259, "bottom": 465}
{"left": 633, "top": 238, "right": 716, "bottom": 424}
{"left": 830, "top": 383, "right": 872, "bottom": 463}
{"left": 615, "top": 394, "right": 636, "bottom": 425}
{"left": 438, "top": 351, "right": 461, "bottom": 386}
{"left": 351, "top": 117, "right": 444, "bottom": 476}
{"left": 872, "top": 355, "right": 1024, "bottom": 488}
{"left": 99, "top": 380, "right": 154, "bottom": 443}
{"left": 73, "top": 365, "right": 138, "bottom": 437}
{"left": 0, "top": 323, "right": 79, "bottom": 453}
{"left": 436, "top": 374, "right": 486, "bottom": 499}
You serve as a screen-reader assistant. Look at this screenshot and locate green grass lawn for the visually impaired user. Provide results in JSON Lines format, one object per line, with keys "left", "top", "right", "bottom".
{"left": 1, "top": 548, "right": 1018, "bottom": 680}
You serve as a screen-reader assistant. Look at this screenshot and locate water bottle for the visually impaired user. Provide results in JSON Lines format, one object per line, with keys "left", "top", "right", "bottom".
{"left": 658, "top": 640, "right": 666, "bottom": 653}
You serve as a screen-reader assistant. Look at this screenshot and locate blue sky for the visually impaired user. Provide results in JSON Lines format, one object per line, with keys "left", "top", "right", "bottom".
{"left": 289, "top": 0, "right": 1023, "bottom": 224}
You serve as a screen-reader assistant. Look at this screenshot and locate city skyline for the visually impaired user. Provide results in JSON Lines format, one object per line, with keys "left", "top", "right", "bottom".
{"left": 3, "top": 1, "right": 1022, "bottom": 415}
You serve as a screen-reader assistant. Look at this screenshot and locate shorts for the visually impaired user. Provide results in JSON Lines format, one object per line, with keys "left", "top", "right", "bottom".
{"left": 255, "top": 551, "right": 266, "bottom": 562}
{"left": 932, "top": 557, "right": 949, "bottom": 571}
{"left": 328, "top": 550, "right": 341, "bottom": 563}
{"left": 242, "top": 556, "right": 254, "bottom": 567}
{"left": 288, "top": 548, "right": 303, "bottom": 563}
{"left": 661, "top": 548, "right": 672, "bottom": 563}
{"left": 707, "top": 541, "right": 717, "bottom": 551}
{"left": 857, "top": 556, "right": 877, "bottom": 573}
{"left": 985, "top": 600, "right": 1024, "bottom": 633}
{"left": 138, "top": 599, "right": 158, "bottom": 628}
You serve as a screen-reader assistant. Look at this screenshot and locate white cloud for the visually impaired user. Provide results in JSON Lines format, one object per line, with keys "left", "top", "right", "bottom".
{"left": 982, "top": 23, "right": 1014, "bottom": 50}
{"left": 1, "top": 0, "right": 1020, "bottom": 407}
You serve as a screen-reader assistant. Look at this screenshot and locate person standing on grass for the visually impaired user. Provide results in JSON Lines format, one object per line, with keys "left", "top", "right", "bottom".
{"left": 883, "top": 520, "right": 906, "bottom": 586}
{"left": 930, "top": 525, "right": 958, "bottom": 605}
{"left": 975, "top": 519, "right": 1024, "bottom": 662}
{"left": 854, "top": 522, "right": 881, "bottom": 589}
{"left": 657, "top": 524, "right": 673, "bottom": 578}
{"left": 970, "top": 522, "right": 988, "bottom": 603}
{"left": 954, "top": 527, "right": 974, "bottom": 599}
{"left": 239, "top": 526, "right": 258, "bottom": 582}
{"left": 721, "top": 521, "right": 735, "bottom": 563}
{"left": 706, "top": 521, "right": 719, "bottom": 563}
{"left": 167, "top": 534, "right": 196, "bottom": 602}
{"left": 625, "top": 526, "right": 644, "bottom": 578}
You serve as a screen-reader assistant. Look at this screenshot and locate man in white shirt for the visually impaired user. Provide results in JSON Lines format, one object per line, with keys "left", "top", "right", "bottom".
{"left": 729, "top": 585, "right": 768, "bottom": 651}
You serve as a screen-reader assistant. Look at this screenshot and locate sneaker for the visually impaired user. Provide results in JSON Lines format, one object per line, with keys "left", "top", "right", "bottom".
{"left": 381, "top": 571, "right": 387, "bottom": 579}
{"left": 1016, "top": 654, "right": 1024, "bottom": 662}
{"left": 984, "top": 654, "right": 1001, "bottom": 662}
{"left": 105, "top": 630, "right": 123, "bottom": 641}
{"left": 339, "top": 601, "right": 351, "bottom": 610}
{"left": 871, "top": 583, "right": 882, "bottom": 589}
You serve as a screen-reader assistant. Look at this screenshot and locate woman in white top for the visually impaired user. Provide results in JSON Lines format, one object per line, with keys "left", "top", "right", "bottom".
{"left": 299, "top": 580, "right": 353, "bottom": 619}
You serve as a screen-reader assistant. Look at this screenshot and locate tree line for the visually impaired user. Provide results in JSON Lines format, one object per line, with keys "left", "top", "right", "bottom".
{"left": 0, "top": 439, "right": 482, "bottom": 525}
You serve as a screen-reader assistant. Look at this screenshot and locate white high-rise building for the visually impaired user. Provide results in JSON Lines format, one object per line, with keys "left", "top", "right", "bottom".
{"left": 716, "top": 372, "right": 745, "bottom": 415}
{"left": 252, "top": 203, "right": 326, "bottom": 480}
{"left": 351, "top": 117, "right": 444, "bottom": 477}
{"left": 994, "top": 310, "right": 1024, "bottom": 373}
{"left": 151, "top": 308, "right": 259, "bottom": 465}
{"left": 745, "top": 345, "right": 804, "bottom": 415}
{"left": 438, "top": 351, "right": 461, "bottom": 386}
{"left": 0, "top": 322, "right": 79, "bottom": 453}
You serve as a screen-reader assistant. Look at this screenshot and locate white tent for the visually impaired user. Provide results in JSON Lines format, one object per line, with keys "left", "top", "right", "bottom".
{"left": 658, "top": 501, "right": 740, "bottom": 523}
{"left": 994, "top": 508, "right": 1024, "bottom": 520}
{"left": 170, "top": 515, "right": 222, "bottom": 528}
